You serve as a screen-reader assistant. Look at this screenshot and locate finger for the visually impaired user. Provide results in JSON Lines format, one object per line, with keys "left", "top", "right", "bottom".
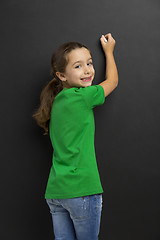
{"left": 100, "top": 35, "right": 107, "bottom": 43}
{"left": 103, "top": 35, "right": 108, "bottom": 42}
{"left": 104, "top": 33, "right": 112, "bottom": 40}
{"left": 104, "top": 33, "right": 111, "bottom": 37}
{"left": 100, "top": 36, "right": 105, "bottom": 45}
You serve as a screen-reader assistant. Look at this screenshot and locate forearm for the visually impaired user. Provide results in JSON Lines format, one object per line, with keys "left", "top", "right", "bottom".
{"left": 105, "top": 52, "right": 118, "bottom": 86}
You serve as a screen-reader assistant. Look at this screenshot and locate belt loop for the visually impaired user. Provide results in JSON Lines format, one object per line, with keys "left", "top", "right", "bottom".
{"left": 83, "top": 196, "right": 85, "bottom": 200}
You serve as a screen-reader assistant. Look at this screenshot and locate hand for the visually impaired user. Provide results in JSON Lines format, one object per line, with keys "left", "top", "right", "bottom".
{"left": 100, "top": 33, "right": 116, "bottom": 54}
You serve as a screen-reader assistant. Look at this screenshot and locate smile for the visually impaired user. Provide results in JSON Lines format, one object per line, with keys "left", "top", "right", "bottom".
{"left": 81, "top": 76, "right": 92, "bottom": 82}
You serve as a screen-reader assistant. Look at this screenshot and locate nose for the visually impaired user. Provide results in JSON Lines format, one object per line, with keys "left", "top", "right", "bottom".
{"left": 84, "top": 65, "right": 90, "bottom": 74}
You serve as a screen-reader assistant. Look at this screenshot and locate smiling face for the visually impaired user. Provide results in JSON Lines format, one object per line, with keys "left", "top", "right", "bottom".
{"left": 56, "top": 47, "right": 95, "bottom": 88}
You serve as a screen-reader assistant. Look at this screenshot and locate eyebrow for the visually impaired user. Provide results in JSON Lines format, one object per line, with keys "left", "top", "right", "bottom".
{"left": 72, "top": 57, "right": 92, "bottom": 66}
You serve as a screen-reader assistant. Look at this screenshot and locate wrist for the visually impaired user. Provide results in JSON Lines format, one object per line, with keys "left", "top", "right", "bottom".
{"left": 105, "top": 51, "right": 114, "bottom": 57}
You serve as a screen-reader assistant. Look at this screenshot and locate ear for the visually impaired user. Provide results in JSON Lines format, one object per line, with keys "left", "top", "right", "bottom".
{"left": 56, "top": 72, "right": 67, "bottom": 81}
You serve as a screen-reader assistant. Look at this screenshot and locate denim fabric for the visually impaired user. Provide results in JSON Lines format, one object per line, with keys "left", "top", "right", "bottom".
{"left": 46, "top": 193, "right": 103, "bottom": 240}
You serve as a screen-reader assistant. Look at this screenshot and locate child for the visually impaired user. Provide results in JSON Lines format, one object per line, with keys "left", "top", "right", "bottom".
{"left": 32, "top": 33, "right": 118, "bottom": 240}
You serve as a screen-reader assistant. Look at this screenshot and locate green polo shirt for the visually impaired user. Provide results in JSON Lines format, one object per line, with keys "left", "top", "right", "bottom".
{"left": 45, "top": 84, "right": 105, "bottom": 199}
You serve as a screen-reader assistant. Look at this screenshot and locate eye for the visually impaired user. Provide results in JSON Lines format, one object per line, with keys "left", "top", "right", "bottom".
{"left": 75, "top": 65, "right": 81, "bottom": 68}
{"left": 87, "top": 61, "right": 93, "bottom": 66}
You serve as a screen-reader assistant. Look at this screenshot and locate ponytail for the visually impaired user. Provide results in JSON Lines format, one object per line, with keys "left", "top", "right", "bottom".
{"left": 32, "top": 77, "right": 63, "bottom": 135}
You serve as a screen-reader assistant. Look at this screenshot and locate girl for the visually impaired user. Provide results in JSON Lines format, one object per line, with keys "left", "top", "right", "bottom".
{"left": 32, "top": 33, "right": 118, "bottom": 240}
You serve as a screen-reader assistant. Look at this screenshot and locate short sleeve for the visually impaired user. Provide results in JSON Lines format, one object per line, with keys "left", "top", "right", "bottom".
{"left": 77, "top": 85, "right": 105, "bottom": 109}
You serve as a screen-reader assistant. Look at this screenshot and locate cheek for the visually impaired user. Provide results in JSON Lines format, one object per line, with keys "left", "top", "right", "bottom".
{"left": 92, "top": 67, "right": 95, "bottom": 75}
{"left": 72, "top": 71, "right": 82, "bottom": 78}
{"left": 72, "top": 72, "right": 80, "bottom": 78}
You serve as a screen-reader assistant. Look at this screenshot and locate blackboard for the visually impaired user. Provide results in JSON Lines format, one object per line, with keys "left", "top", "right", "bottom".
{"left": 1, "top": 0, "right": 160, "bottom": 239}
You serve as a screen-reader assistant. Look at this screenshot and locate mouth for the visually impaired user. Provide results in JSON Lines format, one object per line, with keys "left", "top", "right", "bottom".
{"left": 81, "top": 76, "right": 92, "bottom": 82}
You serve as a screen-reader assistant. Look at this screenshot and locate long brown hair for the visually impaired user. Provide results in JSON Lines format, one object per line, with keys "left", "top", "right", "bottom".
{"left": 32, "top": 41, "right": 90, "bottom": 135}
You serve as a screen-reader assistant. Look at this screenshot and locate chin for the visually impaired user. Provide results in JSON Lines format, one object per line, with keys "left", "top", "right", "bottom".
{"left": 82, "top": 80, "right": 93, "bottom": 87}
{"left": 85, "top": 81, "right": 92, "bottom": 87}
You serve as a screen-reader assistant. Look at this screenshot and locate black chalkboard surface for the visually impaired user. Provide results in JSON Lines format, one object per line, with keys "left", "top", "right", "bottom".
{"left": 0, "top": 0, "right": 160, "bottom": 239}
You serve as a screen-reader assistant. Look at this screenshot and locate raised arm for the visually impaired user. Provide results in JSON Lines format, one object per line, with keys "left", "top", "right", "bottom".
{"left": 99, "top": 33, "right": 119, "bottom": 98}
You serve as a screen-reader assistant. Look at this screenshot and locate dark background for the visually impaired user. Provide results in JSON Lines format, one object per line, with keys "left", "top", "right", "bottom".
{"left": 1, "top": 0, "right": 160, "bottom": 239}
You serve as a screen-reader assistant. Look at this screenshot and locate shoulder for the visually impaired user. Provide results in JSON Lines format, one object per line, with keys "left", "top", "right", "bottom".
{"left": 70, "top": 85, "right": 104, "bottom": 94}
{"left": 74, "top": 85, "right": 105, "bottom": 108}
{"left": 56, "top": 85, "right": 105, "bottom": 109}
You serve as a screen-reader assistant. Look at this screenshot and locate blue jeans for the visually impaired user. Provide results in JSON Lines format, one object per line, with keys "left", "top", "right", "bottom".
{"left": 46, "top": 193, "right": 103, "bottom": 240}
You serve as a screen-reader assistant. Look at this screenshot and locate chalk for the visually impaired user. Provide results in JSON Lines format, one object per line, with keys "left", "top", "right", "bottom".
{"left": 101, "top": 35, "right": 107, "bottom": 43}
{"left": 103, "top": 36, "right": 107, "bottom": 43}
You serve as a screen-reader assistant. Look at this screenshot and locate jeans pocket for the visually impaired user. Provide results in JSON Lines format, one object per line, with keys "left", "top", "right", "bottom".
{"left": 63, "top": 196, "right": 89, "bottom": 220}
{"left": 46, "top": 199, "right": 57, "bottom": 213}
